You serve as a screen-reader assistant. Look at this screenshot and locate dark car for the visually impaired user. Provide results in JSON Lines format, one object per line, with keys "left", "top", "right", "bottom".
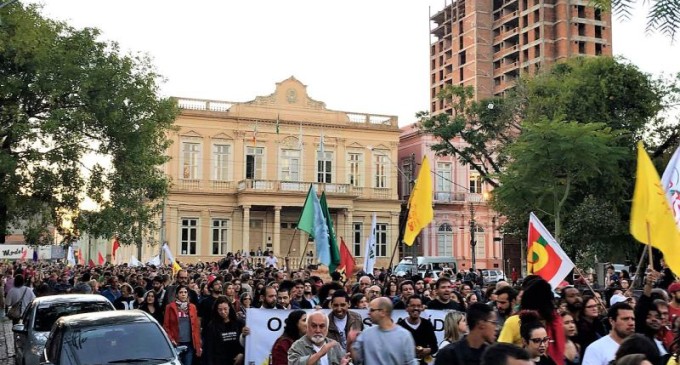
{"left": 13, "top": 294, "right": 115, "bottom": 365}
{"left": 43, "top": 310, "right": 182, "bottom": 365}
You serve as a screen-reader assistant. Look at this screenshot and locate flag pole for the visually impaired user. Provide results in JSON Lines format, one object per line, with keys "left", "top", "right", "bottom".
{"left": 574, "top": 266, "right": 607, "bottom": 313}
{"left": 631, "top": 243, "right": 648, "bottom": 289}
{"left": 299, "top": 236, "right": 312, "bottom": 270}
{"left": 646, "top": 221, "right": 654, "bottom": 269}
{"left": 284, "top": 229, "right": 299, "bottom": 277}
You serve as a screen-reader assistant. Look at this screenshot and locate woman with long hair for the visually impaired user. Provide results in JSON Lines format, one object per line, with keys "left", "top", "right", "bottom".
{"left": 238, "top": 292, "right": 252, "bottom": 320}
{"left": 438, "top": 311, "right": 468, "bottom": 350}
{"left": 350, "top": 293, "right": 368, "bottom": 309}
{"left": 139, "top": 290, "right": 164, "bottom": 324}
{"left": 561, "top": 311, "right": 580, "bottom": 365}
{"left": 203, "top": 296, "right": 249, "bottom": 365}
{"left": 520, "top": 311, "right": 556, "bottom": 365}
{"left": 6, "top": 274, "right": 36, "bottom": 324}
{"left": 384, "top": 280, "right": 399, "bottom": 298}
{"left": 163, "top": 284, "right": 202, "bottom": 365}
{"left": 499, "top": 277, "right": 565, "bottom": 365}
{"left": 575, "top": 295, "right": 607, "bottom": 355}
{"left": 270, "top": 310, "right": 307, "bottom": 365}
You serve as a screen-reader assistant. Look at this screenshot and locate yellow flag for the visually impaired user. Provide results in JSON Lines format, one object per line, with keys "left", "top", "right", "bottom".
{"left": 403, "top": 156, "right": 434, "bottom": 246}
{"left": 630, "top": 142, "right": 680, "bottom": 275}
{"left": 172, "top": 261, "right": 182, "bottom": 276}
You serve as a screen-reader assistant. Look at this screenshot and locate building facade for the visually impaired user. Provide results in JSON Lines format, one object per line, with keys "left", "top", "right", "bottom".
{"left": 164, "top": 77, "right": 402, "bottom": 269}
{"left": 399, "top": 124, "right": 505, "bottom": 272}
{"left": 429, "top": 0, "right": 613, "bottom": 110}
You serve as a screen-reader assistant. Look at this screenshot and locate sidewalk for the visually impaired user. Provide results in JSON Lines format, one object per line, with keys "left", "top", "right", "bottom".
{"left": 0, "top": 318, "right": 15, "bottom": 365}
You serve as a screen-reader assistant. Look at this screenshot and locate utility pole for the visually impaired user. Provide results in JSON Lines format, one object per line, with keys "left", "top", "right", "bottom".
{"left": 469, "top": 202, "right": 477, "bottom": 271}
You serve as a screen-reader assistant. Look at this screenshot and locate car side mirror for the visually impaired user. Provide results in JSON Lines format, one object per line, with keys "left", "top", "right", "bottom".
{"left": 12, "top": 324, "right": 27, "bottom": 333}
{"left": 175, "top": 345, "right": 188, "bottom": 354}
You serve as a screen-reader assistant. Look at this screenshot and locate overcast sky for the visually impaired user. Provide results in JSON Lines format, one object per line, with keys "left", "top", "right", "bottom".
{"left": 25, "top": 1, "right": 680, "bottom": 127}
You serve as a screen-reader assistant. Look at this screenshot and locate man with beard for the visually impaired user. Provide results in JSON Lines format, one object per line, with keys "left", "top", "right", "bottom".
{"left": 634, "top": 272, "right": 669, "bottom": 355}
{"left": 199, "top": 278, "right": 223, "bottom": 328}
{"left": 393, "top": 280, "right": 416, "bottom": 309}
{"left": 327, "top": 290, "right": 363, "bottom": 351}
{"left": 259, "top": 286, "right": 284, "bottom": 309}
{"left": 348, "top": 297, "right": 417, "bottom": 365}
{"left": 288, "top": 311, "right": 350, "bottom": 365}
{"left": 434, "top": 303, "right": 498, "bottom": 365}
{"left": 561, "top": 286, "right": 583, "bottom": 320}
{"left": 426, "top": 277, "right": 464, "bottom": 311}
{"left": 300, "top": 279, "right": 317, "bottom": 309}
{"left": 494, "top": 286, "right": 517, "bottom": 330}
{"left": 151, "top": 276, "right": 167, "bottom": 307}
{"left": 582, "top": 302, "right": 636, "bottom": 365}
{"left": 397, "top": 296, "right": 438, "bottom": 365}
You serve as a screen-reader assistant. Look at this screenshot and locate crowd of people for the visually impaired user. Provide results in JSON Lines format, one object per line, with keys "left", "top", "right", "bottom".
{"left": 1, "top": 253, "right": 680, "bottom": 365}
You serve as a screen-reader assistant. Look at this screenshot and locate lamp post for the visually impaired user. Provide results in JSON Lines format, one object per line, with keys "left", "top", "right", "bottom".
{"left": 469, "top": 202, "right": 477, "bottom": 272}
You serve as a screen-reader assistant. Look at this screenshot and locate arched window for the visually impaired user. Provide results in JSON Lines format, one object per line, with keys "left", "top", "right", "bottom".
{"left": 474, "top": 226, "right": 485, "bottom": 258}
{"left": 437, "top": 223, "right": 453, "bottom": 256}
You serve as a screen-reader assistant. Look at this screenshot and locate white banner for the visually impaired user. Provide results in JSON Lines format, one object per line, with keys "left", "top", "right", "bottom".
{"left": 0, "top": 245, "right": 53, "bottom": 260}
{"left": 245, "top": 308, "right": 448, "bottom": 365}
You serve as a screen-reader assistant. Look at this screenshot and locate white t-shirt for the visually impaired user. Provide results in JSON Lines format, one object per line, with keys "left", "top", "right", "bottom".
{"left": 265, "top": 256, "right": 278, "bottom": 268}
{"left": 312, "top": 344, "right": 329, "bottom": 365}
{"left": 583, "top": 335, "right": 619, "bottom": 365}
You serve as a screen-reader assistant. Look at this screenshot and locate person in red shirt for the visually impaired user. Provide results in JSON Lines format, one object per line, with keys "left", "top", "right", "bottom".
{"left": 668, "top": 283, "right": 680, "bottom": 333}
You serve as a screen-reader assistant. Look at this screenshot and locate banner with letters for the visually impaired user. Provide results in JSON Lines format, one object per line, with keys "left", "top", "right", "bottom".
{"left": 245, "top": 308, "right": 449, "bottom": 365}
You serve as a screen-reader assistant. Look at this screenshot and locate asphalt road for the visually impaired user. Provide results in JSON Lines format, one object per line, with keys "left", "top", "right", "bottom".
{"left": 0, "top": 318, "right": 15, "bottom": 365}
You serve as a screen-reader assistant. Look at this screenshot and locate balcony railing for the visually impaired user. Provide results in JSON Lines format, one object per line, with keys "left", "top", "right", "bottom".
{"left": 434, "top": 192, "right": 486, "bottom": 203}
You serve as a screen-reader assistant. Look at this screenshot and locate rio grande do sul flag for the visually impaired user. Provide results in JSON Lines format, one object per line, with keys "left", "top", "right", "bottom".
{"left": 528, "top": 212, "right": 575, "bottom": 289}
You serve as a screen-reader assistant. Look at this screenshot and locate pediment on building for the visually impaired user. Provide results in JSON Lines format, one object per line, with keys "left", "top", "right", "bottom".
{"left": 180, "top": 130, "right": 202, "bottom": 138}
{"left": 346, "top": 142, "right": 365, "bottom": 149}
{"left": 371, "top": 143, "right": 390, "bottom": 151}
{"left": 245, "top": 76, "right": 327, "bottom": 110}
{"left": 212, "top": 132, "right": 234, "bottom": 140}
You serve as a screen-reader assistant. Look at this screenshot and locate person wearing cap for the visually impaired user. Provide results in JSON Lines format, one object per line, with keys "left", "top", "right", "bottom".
{"left": 667, "top": 282, "right": 680, "bottom": 324}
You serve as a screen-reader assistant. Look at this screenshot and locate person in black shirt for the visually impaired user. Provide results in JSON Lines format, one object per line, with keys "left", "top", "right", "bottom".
{"left": 198, "top": 279, "right": 223, "bottom": 328}
{"left": 435, "top": 303, "right": 498, "bottom": 365}
{"left": 397, "top": 295, "right": 438, "bottom": 365}
{"left": 520, "top": 311, "right": 556, "bottom": 365}
{"left": 427, "top": 277, "right": 465, "bottom": 311}
{"left": 203, "top": 296, "right": 250, "bottom": 365}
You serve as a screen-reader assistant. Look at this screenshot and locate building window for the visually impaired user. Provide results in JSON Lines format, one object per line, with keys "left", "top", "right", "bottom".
{"left": 376, "top": 223, "right": 388, "bottom": 257}
{"left": 245, "top": 147, "right": 264, "bottom": 179}
{"left": 211, "top": 219, "right": 229, "bottom": 255}
{"left": 212, "top": 144, "right": 230, "bottom": 181}
{"left": 280, "top": 149, "right": 301, "bottom": 181}
{"left": 374, "top": 151, "right": 389, "bottom": 188}
{"left": 181, "top": 218, "right": 198, "bottom": 255}
{"left": 353, "top": 222, "right": 362, "bottom": 256}
{"left": 436, "top": 162, "right": 452, "bottom": 201}
{"left": 475, "top": 227, "right": 486, "bottom": 258}
{"left": 181, "top": 142, "right": 201, "bottom": 179}
{"left": 317, "top": 151, "right": 333, "bottom": 183}
{"left": 438, "top": 223, "right": 454, "bottom": 256}
{"left": 348, "top": 152, "right": 363, "bottom": 187}
{"left": 469, "top": 169, "right": 483, "bottom": 194}
{"left": 401, "top": 158, "right": 413, "bottom": 199}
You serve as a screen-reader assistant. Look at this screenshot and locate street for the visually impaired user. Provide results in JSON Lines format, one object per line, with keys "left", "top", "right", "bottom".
{"left": 0, "top": 318, "right": 15, "bottom": 365}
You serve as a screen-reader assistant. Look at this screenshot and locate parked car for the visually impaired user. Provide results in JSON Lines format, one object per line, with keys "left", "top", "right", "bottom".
{"left": 481, "top": 269, "right": 506, "bottom": 284}
{"left": 394, "top": 256, "right": 458, "bottom": 278}
{"left": 12, "top": 294, "right": 115, "bottom": 365}
{"left": 42, "top": 310, "right": 182, "bottom": 365}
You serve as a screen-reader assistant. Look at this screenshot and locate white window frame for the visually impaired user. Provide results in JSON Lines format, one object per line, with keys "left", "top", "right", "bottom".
{"left": 376, "top": 223, "right": 388, "bottom": 257}
{"left": 180, "top": 218, "right": 199, "bottom": 255}
{"left": 475, "top": 226, "right": 486, "bottom": 258}
{"left": 373, "top": 150, "right": 389, "bottom": 188}
{"left": 436, "top": 162, "right": 452, "bottom": 201}
{"left": 317, "top": 150, "right": 334, "bottom": 183}
{"left": 347, "top": 152, "right": 364, "bottom": 187}
{"left": 245, "top": 146, "right": 265, "bottom": 180}
{"left": 437, "top": 223, "right": 453, "bottom": 257}
{"left": 353, "top": 222, "right": 362, "bottom": 256}
{"left": 211, "top": 219, "right": 230, "bottom": 255}
{"left": 212, "top": 143, "right": 231, "bottom": 181}
{"left": 280, "top": 148, "right": 302, "bottom": 181}
{"left": 469, "top": 169, "right": 483, "bottom": 194}
{"left": 401, "top": 158, "right": 412, "bottom": 198}
{"left": 180, "top": 141, "right": 201, "bottom": 180}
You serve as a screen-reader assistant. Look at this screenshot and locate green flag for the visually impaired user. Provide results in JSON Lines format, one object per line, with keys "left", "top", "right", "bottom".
{"left": 320, "top": 191, "right": 341, "bottom": 272}
{"left": 297, "top": 185, "right": 316, "bottom": 238}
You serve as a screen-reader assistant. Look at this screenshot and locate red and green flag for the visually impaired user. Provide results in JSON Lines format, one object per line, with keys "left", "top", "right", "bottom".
{"left": 527, "top": 212, "right": 575, "bottom": 289}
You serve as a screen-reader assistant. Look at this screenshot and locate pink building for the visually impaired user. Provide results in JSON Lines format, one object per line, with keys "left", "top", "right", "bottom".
{"left": 398, "top": 123, "right": 505, "bottom": 272}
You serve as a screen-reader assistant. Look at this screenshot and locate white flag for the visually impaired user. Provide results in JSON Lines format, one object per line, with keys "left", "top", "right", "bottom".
{"left": 129, "top": 256, "right": 141, "bottom": 267}
{"left": 147, "top": 255, "right": 161, "bottom": 266}
{"left": 67, "top": 246, "right": 76, "bottom": 267}
{"left": 162, "top": 243, "right": 175, "bottom": 264}
{"left": 661, "top": 146, "right": 680, "bottom": 228}
{"left": 363, "top": 213, "right": 377, "bottom": 274}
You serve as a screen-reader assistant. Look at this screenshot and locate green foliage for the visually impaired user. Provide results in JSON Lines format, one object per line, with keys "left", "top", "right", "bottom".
{"left": 591, "top": 0, "right": 680, "bottom": 40}
{"left": 491, "top": 120, "right": 627, "bottom": 240}
{"left": 0, "top": 4, "right": 177, "bottom": 246}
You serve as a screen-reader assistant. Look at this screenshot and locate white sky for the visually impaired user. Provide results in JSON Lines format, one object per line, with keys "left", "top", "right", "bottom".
{"left": 24, "top": 0, "right": 680, "bottom": 127}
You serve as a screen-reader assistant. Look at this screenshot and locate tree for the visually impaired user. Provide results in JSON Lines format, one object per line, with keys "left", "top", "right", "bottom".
{"left": 491, "top": 120, "right": 626, "bottom": 241}
{"left": 0, "top": 4, "right": 177, "bottom": 246}
{"left": 591, "top": 0, "right": 680, "bottom": 40}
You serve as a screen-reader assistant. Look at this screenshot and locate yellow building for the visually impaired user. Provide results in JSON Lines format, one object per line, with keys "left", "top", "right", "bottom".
{"left": 164, "top": 77, "right": 402, "bottom": 269}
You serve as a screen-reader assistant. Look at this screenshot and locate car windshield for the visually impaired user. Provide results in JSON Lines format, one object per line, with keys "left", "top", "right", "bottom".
{"left": 35, "top": 302, "right": 113, "bottom": 332}
{"left": 61, "top": 322, "right": 174, "bottom": 365}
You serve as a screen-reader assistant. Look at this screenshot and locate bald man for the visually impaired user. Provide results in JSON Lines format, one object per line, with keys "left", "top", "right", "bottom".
{"left": 348, "top": 298, "right": 417, "bottom": 365}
